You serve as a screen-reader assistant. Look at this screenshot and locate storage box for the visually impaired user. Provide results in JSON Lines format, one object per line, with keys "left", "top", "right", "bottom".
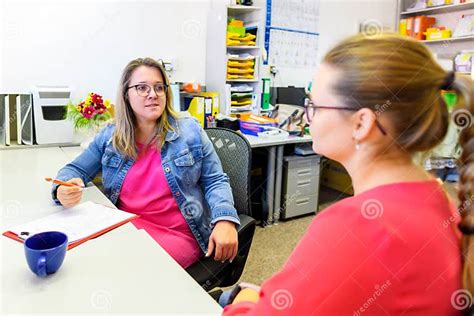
{"left": 424, "top": 27, "right": 452, "bottom": 40}
{"left": 413, "top": 16, "right": 436, "bottom": 40}
{"left": 320, "top": 159, "right": 354, "bottom": 195}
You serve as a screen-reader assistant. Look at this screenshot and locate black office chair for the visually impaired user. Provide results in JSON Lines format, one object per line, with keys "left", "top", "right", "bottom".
{"left": 186, "top": 128, "right": 256, "bottom": 291}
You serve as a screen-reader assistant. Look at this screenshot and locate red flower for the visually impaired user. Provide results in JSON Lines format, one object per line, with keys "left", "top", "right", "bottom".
{"left": 91, "top": 93, "right": 103, "bottom": 105}
{"left": 95, "top": 105, "right": 107, "bottom": 114}
{"left": 82, "top": 106, "right": 96, "bottom": 119}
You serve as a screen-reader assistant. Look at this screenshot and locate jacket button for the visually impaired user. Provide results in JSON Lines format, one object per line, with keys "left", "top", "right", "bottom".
{"left": 164, "top": 167, "right": 171, "bottom": 173}
{"left": 175, "top": 192, "right": 181, "bottom": 197}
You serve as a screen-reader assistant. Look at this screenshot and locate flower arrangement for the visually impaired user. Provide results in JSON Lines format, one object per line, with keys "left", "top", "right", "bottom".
{"left": 66, "top": 92, "right": 113, "bottom": 130}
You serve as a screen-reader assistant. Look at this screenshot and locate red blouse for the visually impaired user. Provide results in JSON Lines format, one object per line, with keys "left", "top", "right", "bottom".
{"left": 223, "top": 180, "right": 463, "bottom": 315}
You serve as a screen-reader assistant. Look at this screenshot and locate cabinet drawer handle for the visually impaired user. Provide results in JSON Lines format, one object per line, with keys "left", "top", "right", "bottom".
{"left": 296, "top": 198, "right": 310, "bottom": 205}
{"left": 297, "top": 180, "right": 311, "bottom": 186}
{"left": 297, "top": 169, "right": 311, "bottom": 176}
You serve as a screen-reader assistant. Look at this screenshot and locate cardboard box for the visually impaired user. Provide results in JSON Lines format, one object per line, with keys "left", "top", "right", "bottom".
{"left": 321, "top": 159, "right": 354, "bottom": 195}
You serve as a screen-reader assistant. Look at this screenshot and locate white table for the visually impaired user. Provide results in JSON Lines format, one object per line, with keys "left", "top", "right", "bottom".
{"left": 243, "top": 134, "right": 313, "bottom": 225}
{"left": 1, "top": 147, "right": 222, "bottom": 315}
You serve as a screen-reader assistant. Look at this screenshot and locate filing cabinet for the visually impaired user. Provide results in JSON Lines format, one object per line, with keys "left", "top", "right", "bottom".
{"left": 280, "top": 155, "right": 321, "bottom": 220}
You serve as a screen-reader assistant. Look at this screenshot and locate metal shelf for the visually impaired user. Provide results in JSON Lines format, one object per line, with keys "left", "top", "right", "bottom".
{"left": 227, "top": 5, "right": 262, "bottom": 16}
{"left": 401, "top": 2, "right": 474, "bottom": 15}
{"left": 226, "top": 79, "right": 259, "bottom": 82}
{"left": 227, "top": 46, "right": 260, "bottom": 50}
{"left": 421, "top": 35, "right": 474, "bottom": 43}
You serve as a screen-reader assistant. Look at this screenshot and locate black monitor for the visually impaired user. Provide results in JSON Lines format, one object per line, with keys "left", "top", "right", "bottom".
{"left": 274, "top": 86, "right": 306, "bottom": 106}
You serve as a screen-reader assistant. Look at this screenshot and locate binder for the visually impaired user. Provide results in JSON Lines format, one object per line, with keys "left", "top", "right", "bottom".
{"left": 0, "top": 94, "right": 8, "bottom": 146}
{"left": 4, "top": 94, "right": 10, "bottom": 145}
{"left": 201, "top": 92, "right": 220, "bottom": 117}
{"left": 2, "top": 201, "right": 139, "bottom": 250}
{"left": 5, "top": 94, "right": 19, "bottom": 145}
{"left": 204, "top": 97, "right": 213, "bottom": 128}
{"left": 184, "top": 96, "right": 205, "bottom": 127}
{"left": 16, "top": 94, "right": 34, "bottom": 145}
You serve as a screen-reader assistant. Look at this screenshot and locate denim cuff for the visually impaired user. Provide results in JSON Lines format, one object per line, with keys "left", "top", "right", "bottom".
{"left": 51, "top": 183, "right": 62, "bottom": 206}
{"left": 211, "top": 215, "right": 240, "bottom": 228}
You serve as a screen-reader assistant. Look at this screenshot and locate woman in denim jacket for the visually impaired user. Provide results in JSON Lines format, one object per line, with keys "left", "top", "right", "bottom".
{"left": 53, "top": 58, "right": 240, "bottom": 268}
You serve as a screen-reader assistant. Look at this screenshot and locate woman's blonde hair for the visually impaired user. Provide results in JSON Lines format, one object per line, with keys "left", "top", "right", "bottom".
{"left": 112, "top": 57, "right": 177, "bottom": 158}
{"left": 323, "top": 34, "right": 474, "bottom": 292}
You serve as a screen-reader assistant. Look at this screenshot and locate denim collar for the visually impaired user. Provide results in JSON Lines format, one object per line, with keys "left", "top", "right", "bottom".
{"left": 165, "top": 115, "right": 180, "bottom": 142}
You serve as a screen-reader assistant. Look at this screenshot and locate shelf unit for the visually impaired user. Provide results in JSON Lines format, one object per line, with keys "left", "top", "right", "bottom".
{"left": 397, "top": 0, "right": 474, "bottom": 75}
{"left": 397, "top": 0, "right": 473, "bottom": 171}
{"left": 206, "top": 1, "right": 265, "bottom": 115}
{"left": 400, "top": 1, "right": 474, "bottom": 14}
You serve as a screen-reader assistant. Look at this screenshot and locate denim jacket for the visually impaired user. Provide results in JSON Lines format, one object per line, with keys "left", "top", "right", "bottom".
{"left": 52, "top": 116, "right": 240, "bottom": 253}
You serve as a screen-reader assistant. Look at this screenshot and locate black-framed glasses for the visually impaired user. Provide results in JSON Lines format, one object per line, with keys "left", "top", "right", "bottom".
{"left": 128, "top": 83, "right": 168, "bottom": 97}
{"left": 304, "top": 98, "right": 387, "bottom": 135}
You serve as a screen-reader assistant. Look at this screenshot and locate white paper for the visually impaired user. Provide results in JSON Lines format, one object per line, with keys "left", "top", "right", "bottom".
{"left": 8, "top": 201, "right": 136, "bottom": 244}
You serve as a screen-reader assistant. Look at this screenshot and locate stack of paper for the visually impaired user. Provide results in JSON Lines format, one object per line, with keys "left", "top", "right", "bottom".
{"left": 3, "top": 201, "right": 138, "bottom": 249}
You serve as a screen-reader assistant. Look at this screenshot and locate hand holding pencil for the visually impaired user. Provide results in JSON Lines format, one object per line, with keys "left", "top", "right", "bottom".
{"left": 46, "top": 177, "right": 85, "bottom": 208}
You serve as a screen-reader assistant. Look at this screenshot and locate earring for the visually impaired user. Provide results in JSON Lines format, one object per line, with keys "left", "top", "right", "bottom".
{"left": 355, "top": 141, "right": 361, "bottom": 151}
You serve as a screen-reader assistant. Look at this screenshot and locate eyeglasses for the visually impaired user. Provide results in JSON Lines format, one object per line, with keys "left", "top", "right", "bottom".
{"left": 128, "top": 83, "right": 168, "bottom": 97}
{"left": 304, "top": 98, "right": 387, "bottom": 135}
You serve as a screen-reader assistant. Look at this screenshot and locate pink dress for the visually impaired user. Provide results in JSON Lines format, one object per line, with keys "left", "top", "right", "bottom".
{"left": 118, "top": 143, "right": 203, "bottom": 268}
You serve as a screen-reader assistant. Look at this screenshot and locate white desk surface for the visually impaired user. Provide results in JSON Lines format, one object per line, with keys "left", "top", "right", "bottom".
{"left": 244, "top": 134, "right": 312, "bottom": 148}
{"left": 1, "top": 147, "right": 222, "bottom": 315}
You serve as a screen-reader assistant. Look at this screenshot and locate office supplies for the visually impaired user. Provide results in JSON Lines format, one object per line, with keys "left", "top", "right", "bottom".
{"left": 16, "top": 94, "right": 34, "bottom": 145}
{"left": 261, "top": 78, "right": 271, "bottom": 110}
{"left": 31, "top": 86, "right": 74, "bottom": 145}
{"left": 3, "top": 201, "right": 138, "bottom": 250}
{"left": 44, "top": 177, "right": 85, "bottom": 188}
{"left": 239, "top": 114, "right": 278, "bottom": 136}
{"left": 257, "top": 127, "right": 289, "bottom": 140}
{"left": 4, "top": 95, "right": 10, "bottom": 145}
{"left": 183, "top": 95, "right": 205, "bottom": 126}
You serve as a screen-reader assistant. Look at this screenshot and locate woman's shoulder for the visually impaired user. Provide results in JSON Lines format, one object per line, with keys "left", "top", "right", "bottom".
{"left": 91, "top": 123, "right": 116, "bottom": 147}
{"left": 174, "top": 114, "right": 201, "bottom": 130}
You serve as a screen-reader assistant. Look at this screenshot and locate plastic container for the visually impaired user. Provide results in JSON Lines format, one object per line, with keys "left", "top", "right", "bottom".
{"left": 424, "top": 27, "right": 452, "bottom": 40}
{"left": 454, "top": 50, "right": 473, "bottom": 73}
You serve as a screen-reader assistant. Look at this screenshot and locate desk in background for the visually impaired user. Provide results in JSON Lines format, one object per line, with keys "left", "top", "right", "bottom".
{"left": 1, "top": 147, "right": 222, "bottom": 315}
{"left": 243, "top": 134, "right": 315, "bottom": 226}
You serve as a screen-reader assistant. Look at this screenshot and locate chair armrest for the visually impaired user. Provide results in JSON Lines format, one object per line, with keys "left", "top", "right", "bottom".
{"left": 237, "top": 214, "right": 256, "bottom": 234}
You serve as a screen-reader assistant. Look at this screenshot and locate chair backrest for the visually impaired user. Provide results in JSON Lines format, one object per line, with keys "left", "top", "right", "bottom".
{"left": 205, "top": 128, "right": 252, "bottom": 217}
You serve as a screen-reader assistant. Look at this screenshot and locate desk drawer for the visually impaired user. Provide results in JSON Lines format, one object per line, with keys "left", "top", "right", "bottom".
{"left": 283, "top": 173, "right": 319, "bottom": 197}
{"left": 281, "top": 193, "right": 318, "bottom": 219}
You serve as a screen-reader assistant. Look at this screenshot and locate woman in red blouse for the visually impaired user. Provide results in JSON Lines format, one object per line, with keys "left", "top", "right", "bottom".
{"left": 222, "top": 34, "right": 474, "bottom": 315}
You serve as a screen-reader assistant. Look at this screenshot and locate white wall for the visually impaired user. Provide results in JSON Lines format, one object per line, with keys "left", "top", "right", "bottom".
{"left": 0, "top": 0, "right": 399, "bottom": 99}
{"left": 270, "top": 0, "right": 398, "bottom": 88}
{"left": 0, "top": 0, "right": 211, "bottom": 102}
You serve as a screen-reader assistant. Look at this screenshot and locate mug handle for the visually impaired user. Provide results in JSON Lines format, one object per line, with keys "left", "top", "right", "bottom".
{"left": 37, "top": 255, "right": 47, "bottom": 277}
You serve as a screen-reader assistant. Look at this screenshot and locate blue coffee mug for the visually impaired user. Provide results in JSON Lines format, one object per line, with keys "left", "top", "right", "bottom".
{"left": 24, "top": 231, "right": 68, "bottom": 277}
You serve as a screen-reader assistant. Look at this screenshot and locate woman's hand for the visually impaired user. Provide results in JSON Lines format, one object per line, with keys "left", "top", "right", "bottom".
{"left": 206, "top": 220, "right": 238, "bottom": 262}
{"left": 232, "top": 288, "right": 260, "bottom": 304}
{"left": 57, "top": 178, "right": 84, "bottom": 208}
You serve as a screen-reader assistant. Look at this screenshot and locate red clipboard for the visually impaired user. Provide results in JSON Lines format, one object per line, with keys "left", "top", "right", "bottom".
{"left": 2, "top": 215, "right": 139, "bottom": 250}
